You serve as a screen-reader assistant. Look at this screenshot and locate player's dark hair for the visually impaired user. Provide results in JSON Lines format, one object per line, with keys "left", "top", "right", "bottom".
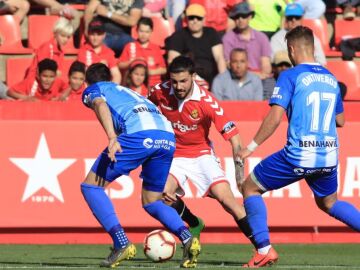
{"left": 85, "top": 63, "right": 111, "bottom": 85}
{"left": 169, "top": 56, "right": 195, "bottom": 75}
{"left": 137, "top": 17, "right": 153, "bottom": 30}
{"left": 68, "top": 60, "right": 86, "bottom": 76}
{"left": 38, "top": 58, "right": 58, "bottom": 74}
{"left": 285, "top": 25, "right": 314, "bottom": 48}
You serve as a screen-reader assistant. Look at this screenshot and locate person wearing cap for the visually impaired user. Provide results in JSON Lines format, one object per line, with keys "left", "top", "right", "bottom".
{"left": 212, "top": 48, "right": 263, "bottom": 101}
{"left": 84, "top": 0, "right": 144, "bottom": 57}
{"left": 270, "top": 3, "right": 326, "bottom": 66}
{"left": 165, "top": 3, "right": 227, "bottom": 85}
{"left": 222, "top": 2, "right": 272, "bottom": 80}
{"left": 188, "top": 0, "right": 243, "bottom": 38}
{"left": 78, "top": 18, "right": 121, "bottom": 84}
{"left": 118, "top": 17, "right": 166, "bottom": 88}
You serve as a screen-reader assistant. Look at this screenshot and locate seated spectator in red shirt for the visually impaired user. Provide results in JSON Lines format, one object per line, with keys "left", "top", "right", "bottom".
{"left": 0, "top": 0, "right": 29, "bottom": 22}
{"left": 124, "top": 59, "right": 149, "bottom": 97}
{"left": 118, "top": 17, "right": 166, "bottom": 87}
{"left": 27, "top": 17, "right": 74, "bottom": 79}
{"left": 8, "top": 59, "right": 65, "bottom": 101}
{"left": 78, "top": 18, "right": 121, "bottom": 84}
{"left": 57, "top": 61, "right": 86, "bottom": 101}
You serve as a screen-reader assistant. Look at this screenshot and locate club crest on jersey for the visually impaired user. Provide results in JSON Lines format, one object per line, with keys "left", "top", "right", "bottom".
{"left": 190, "top": 109, "right": 200, "bottom": 120}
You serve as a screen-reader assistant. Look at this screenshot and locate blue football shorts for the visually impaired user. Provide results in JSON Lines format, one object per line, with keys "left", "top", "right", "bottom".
{"left": 252, "top": 149, "right": 338, "bottom": 197}
{"left": 91, "top": 130, "right": 175, "bottom": 192}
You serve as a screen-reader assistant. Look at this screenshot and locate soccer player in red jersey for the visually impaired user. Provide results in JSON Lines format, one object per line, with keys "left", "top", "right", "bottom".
{"left": 148, "top": 56, "right": 254, "bottom": 256}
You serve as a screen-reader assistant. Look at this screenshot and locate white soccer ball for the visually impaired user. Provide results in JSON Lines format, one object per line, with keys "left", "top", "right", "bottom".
{"left": 143, "top": 229, "right": 176, "bottom": 262}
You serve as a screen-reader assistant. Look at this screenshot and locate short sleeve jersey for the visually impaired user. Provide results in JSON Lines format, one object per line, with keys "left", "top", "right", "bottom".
{"left": 148, "top": 80, "right": 238, "bottom": 157}
{"left": 82, "top": 81, "right": 173, "bottom": 135}
{"left": 270, "top": 63, "right": 344, "bottom": 168}
{"left": 78, "top": 43, "right": 117, "bottom": 68}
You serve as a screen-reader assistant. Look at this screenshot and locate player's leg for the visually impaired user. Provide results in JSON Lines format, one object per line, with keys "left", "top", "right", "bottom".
{"left": 140, "top": 134, "right": 200, "bottom": 268}
{"left": 163, "top": 173, "right": 205, "bottom": 239}
{"left": 307, "top": 169, "right": 360, "bottom": 232}
{"left": 209, "top": 182, "right": 254, "bottom": 245}
{"left": 242, "top": 150, "right": 301, "bottom": 267}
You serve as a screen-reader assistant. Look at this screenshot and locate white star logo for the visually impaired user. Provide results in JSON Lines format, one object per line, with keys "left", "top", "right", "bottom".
{"left": 10, "top": 133, "right": 76, "bottom": 203}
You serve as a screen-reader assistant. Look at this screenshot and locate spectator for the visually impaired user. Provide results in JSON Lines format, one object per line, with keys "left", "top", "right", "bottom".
{"left": 337, "top": 0, "right": 360, "bottom": 20}
{"left": 248, "top": 0, "right": 287, "bottom": 39}
{"left": 84, "top": 0, "right": 144, "bottom": 57}
{"left": 262, "top": 50, "right": 292, "bottom": 100}
{"left": 270, "top": 3, "right": 327, "bottom": 65}
{"left": 166, "top": 3, "right": 227, "bottom": 85}
{"left": 124, "top": 59, "right": 149, "bottom": 97}
{"left": 118, "top": 17, "right": 166, "bottom": 87}
{"left": 142, "top": 0, "right": 167, "bottom": 17}
{"left": 27, "top": 17, "right": 74, "bottom": 78}
{"left": 189, "top": 0, "right": 242, "bottom": 38}
{"left": 212, "top": 48, "right": 263, "bottom": 101}
{"left": 57, "top": 60, "right": 86, "bottom": 101}
{"left": 78, "top": 18, "right": 121, "bottom": 84}
{"left": 0, "top": 81, "right": 11, "bottom": 99}
{"left": 31, "top": 0, "right": 79, "bottom": 21}
{"left": 340, "top": 37, "right": 360, "bottom": 60}
{"left": 8, "top": 59, "right": 65, "bottom": 101}
{"left": 0, "top": 0, "right": 29, "bottom": 22}
{"left": 223, "top": 2, "right": 272, "bottom": 80}
{"left": 295, "top": 0, "right": 326, "bottom": 19}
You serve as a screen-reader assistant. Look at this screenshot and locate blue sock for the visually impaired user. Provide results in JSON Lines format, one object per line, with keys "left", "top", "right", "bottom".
{"left": 81, "top": 183, "right": 129, "bottom": 249}
{"left": 143, "top": 200, "right": 191, "bottom": 243}
{"left": 244, "top": 195, "right": 270, "bottom": 249}
{"left": 329, "top": 200, "right": 360, "bottom": 231}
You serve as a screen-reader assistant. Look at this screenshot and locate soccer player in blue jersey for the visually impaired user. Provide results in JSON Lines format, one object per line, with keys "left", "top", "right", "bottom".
{"left": 80, "top": 63, "right": 201, "bottom": 268}
{"left": 239, "top": 26, "right": 360, "bottom": 267}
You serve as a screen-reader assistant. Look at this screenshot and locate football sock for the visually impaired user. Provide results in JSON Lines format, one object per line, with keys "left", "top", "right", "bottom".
{"left": 81, "top": 183, "right": 128, "bottom": 249}
{"left": 144, "top": 200, "right": 192, "bottom": 243}
{"left": 235, "top": 216, "right": 256, "bottom": 246}
{"left": 329, "top": 200, "right": 360, "bottom": 231}
{"left": 171, "top": 197, "right": 199, "bottom": 227}
{"left": 244, "top": 195, "right": 270, "bottom": 249}
{"left": 109, "top": 224, "right": 129, "bottom": 250}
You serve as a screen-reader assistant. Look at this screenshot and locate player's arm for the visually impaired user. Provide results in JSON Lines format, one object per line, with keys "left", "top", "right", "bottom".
{"left": 229, "top": 133, "right": 245, "bottom": 191}
{"left": 91, "top": 98, "right": 121, "bottom": 161}
{"left": 239, "top": 104, "right": 285, "bottom": 159}
{"left": 336, "top": 112, "right": 345, "bottom": 127}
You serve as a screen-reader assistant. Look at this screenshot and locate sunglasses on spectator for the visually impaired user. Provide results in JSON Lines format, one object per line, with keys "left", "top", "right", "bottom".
{"left": 232, "top": 13, "right": 252, "bottom": 20}
{"left": 286, "top": 16, "right": 302, "bottom": 21}
{"left": 187, "top": 15, "right": 203, "bottom": 21}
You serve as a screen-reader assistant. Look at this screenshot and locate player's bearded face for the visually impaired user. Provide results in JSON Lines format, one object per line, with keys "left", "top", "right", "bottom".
{"left": 170, "top": 71, "right": 195, "bottom": 100}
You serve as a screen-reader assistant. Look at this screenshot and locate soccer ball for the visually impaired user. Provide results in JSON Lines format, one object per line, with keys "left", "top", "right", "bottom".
{"left": 143, "top": 229, "right": 176, "bottom": 262}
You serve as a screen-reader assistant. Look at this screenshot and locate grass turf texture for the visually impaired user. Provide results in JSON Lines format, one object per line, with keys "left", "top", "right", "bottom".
{"left": 0, "top": 244, "right": 360, "bottom": 269}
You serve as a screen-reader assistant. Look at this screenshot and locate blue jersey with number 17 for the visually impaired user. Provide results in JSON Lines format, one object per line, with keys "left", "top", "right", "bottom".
{"left": 270, "top": 63, "right": 344, "bottom": 168}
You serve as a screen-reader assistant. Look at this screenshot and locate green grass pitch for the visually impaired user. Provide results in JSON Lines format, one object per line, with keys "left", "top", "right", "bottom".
{"left": 0, "top": 244, "right": 360, "bottom": 269}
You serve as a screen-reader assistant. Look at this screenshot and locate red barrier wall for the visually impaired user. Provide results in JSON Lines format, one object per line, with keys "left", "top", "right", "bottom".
{"left": 1, "top": 101, "right": 360, "bottom": 243}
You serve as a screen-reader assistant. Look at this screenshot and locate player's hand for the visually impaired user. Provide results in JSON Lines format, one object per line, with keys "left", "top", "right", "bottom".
{"left": 239, "top": 148, "right": 253, "bottom": 160}
{"left": 234, "top": 157, "right": 245, "bottom": 191}
{"left": 107, "top": 137, "right": 121, "bottom": 162}
{"left": 162, "top": 192, "right": 177, "bottom": 203}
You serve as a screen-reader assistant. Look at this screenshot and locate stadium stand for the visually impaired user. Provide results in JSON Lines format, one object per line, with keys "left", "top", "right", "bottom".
{"left": 27, "top": 15, "right": 78, "bottom": 54}
{"left": 302, "top": 18, "right": 341, "bottom": 57}
{"left": 6, "top": 57, "right": 33, "bottom": 87}
{"left": 334, "top": 19, "right": 360, "bottom": 47}
{"left": 327, "top": 60, "right": 360, "bottom": 101}
{"left": 0, "top": 15, "right": 33, "bottom": 54}
{"left": 131, "top": 16, "right": 175, "bottom": 48}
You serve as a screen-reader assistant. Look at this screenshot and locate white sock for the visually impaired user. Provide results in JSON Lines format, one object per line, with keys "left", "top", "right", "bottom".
{"left": 258, "top": 245, "right": 271, "bottom": 255}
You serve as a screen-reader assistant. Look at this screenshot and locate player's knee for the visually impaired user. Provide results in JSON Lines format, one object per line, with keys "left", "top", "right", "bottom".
{"left": 315, "top": 196, "right": 337, "bottom": 213}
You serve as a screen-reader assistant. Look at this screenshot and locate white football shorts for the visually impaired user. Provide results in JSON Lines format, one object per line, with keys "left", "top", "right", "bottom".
{"left": 169, "top": 154, "right": 229, "bottom": 197}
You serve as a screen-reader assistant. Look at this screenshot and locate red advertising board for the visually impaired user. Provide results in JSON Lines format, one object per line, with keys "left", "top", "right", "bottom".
{"left": 1, "top": 101, "right": 360, "bottom": 229}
